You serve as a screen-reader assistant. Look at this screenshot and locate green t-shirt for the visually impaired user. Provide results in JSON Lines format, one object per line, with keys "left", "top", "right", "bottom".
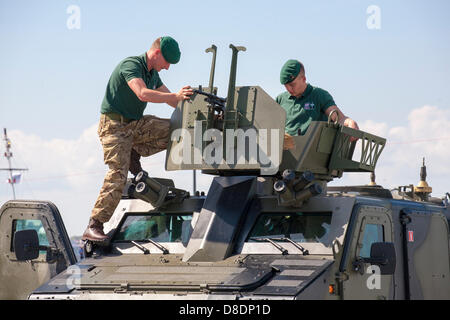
{"left": 276, "top": 84, "right": 336, "bottom": 136}
{"left": 100, "top": 53, "right": 164, "bottom": 120}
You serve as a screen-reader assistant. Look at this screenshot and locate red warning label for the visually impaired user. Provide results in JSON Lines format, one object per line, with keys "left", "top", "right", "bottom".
{"left": 408, "top": 230, "right": 414, "bottom": 242}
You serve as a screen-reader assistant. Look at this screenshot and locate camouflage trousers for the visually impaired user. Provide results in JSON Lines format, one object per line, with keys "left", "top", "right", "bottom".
{"left": 91, "top": 114, "right": 170, "bottom": 223}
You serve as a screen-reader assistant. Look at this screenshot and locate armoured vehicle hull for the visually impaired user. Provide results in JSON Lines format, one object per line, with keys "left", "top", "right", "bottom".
{"left": 1, "top": 175, "right": 449, "bottom": 300}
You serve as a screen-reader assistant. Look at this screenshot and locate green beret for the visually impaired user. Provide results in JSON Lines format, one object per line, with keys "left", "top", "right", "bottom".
{"left": 280, "top": 59, "right": 301, "bottom": 84}
{"left": 160, "top": 36, "right": 181, "bottom": 64}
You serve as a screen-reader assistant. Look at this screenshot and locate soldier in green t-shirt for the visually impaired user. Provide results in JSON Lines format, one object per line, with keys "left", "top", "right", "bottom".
{"left": 82, "top": 36, "right": 193, "bottom": 242}
{"left": 276, "top": 59, "right": 359, "bottom": 150}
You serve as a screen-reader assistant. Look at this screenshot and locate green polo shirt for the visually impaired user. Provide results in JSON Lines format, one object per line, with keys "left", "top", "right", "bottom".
{"left": 276, "top": 84, "right": 336, "bottom": 136}
{"left": 100, "top": 53, "right": 164, "bottom": 120}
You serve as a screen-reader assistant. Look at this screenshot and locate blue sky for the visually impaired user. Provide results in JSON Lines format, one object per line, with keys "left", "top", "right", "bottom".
{"left": 1, "top": 0, "right": 449, "bottom": 138}
{"left": 1, "top": 0, "right": 450, "bottom": 236}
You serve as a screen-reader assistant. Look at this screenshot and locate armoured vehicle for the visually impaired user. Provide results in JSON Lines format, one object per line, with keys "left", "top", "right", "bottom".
{"left": 1, "top": 45, "right": 449, "bottom": 300}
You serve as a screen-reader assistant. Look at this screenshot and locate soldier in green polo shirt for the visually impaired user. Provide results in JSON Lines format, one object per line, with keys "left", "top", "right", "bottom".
{"left": 276, "top": 59, "right": 359, "bottom": 150}
{"left": 82, "top": 36, "right": 193, "bottom": 242}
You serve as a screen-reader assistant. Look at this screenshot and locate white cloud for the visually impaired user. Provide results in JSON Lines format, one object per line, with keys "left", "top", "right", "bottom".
{"left": 332, "top": 105, "right": 450, "bottom": 197}
{"left": 1, "top": 124, "right": 105, "bottom": 189}
{"left": 357, "top": 119, "right": 389, "bottom": 137}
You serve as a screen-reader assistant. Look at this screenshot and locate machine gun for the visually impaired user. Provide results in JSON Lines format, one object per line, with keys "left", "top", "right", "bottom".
{"left": 193, "top": 88, "right": 226, "bottom": 118}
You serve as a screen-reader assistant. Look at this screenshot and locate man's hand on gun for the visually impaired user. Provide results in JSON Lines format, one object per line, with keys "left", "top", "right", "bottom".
{"left": 176, "top": 85, "right": 193, "bottom": 101}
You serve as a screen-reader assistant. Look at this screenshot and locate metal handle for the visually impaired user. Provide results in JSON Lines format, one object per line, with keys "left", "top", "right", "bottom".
{"left": 205, "top": 45, "right": 217, "bottom": 94}
{"left": 226, "top": 44, "right": 247, "bottom": 110}
{"left": 327, "top": 109, "right": 340, "bottom": 125}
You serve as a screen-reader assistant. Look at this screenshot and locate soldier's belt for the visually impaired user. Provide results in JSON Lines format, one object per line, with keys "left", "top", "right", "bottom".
{"left": 104, "top": 112, "right": 134, "bottom": 124}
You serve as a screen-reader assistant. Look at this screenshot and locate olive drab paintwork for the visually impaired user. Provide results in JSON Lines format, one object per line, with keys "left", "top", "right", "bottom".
{"left": 0, "top": 200, "right": 76, "bottom": 299}
{"left": 1, "top": 44, "right": 449, "bottom": 300}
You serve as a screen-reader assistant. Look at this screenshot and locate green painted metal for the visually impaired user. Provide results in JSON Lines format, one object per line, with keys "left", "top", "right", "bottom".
{"left": 279, "top": 121, "right": 386, "bottom": 180}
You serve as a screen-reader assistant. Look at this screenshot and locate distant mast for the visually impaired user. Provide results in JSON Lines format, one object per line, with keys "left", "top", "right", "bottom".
{"left": 0, "top": 128, "right": 28, "bottom": 199}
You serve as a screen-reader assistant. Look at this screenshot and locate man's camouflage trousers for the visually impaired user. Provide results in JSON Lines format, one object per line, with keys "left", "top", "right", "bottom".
{"left": 91, "top": 114, "right": 170, "bottom": 223}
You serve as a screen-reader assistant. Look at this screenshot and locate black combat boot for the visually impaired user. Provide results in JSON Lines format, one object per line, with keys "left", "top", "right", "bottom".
{"left": 129, "top": 149, "right": 142, "bottom": 176}
{"left": 81, "top": 218, "right": 108, "bottom": 242}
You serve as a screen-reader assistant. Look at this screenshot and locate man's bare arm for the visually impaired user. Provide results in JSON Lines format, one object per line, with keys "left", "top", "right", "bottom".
{"left": 324, "top": 105, "right": 359, "bottom": 130}
{"left": 127, "top": 78, "right": 192, "bottom": 108}
{"left": 155, "top": 84, "right": 179, "bottom": 108}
